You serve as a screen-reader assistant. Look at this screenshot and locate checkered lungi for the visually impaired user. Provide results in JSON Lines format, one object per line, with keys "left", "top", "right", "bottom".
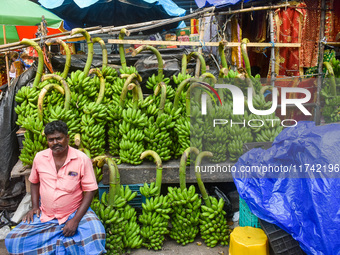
{"left": 5, "top": 208, "right": 106, "bottom": 255}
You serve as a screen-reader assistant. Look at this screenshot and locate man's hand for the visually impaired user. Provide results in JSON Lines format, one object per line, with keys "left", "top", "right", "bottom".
{"left": 22, "top": 207, "right": 41, "bottom": 224}
{"left": 62, "top": 218, "right": 79, "bottom": 237}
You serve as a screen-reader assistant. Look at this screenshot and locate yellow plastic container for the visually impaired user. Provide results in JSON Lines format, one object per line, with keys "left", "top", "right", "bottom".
{"left": 229, "top": 226, "right": 269, "bottom": 255}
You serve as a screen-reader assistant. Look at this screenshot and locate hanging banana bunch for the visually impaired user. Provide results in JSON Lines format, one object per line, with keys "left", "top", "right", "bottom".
{"left": 172, "top": 54, "right": 192, "bottom": 87}
{"left": 138, "top": 151, "right": 171, "bottom": 250}
{"left": 19, "top": 116, "right": 47, "bottom": 166}
{"left": 107, "top": 101, "right": 123, "bottom": 156}
{"left": 168, "top": 148, "right": 201, "bottom": 245}
{"left": 195, "top": 152, "right": 230, "bottom": 247}
{"left": 144, "top": 82, "right": 173, "bottom": 161}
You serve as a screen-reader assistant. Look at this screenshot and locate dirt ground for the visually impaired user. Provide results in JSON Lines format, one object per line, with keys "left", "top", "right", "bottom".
{"left": 0, "top": 236, "right": 230, "bottom": 255}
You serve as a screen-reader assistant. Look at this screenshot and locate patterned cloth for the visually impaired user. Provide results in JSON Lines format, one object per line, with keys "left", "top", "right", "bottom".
{"left": 5, "top": 208, "right": 106, "bottom": 255}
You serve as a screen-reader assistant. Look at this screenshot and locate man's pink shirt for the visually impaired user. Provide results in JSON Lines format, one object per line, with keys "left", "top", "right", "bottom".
{"left": 29, "top": 146, "right": 98, "bottom": 224}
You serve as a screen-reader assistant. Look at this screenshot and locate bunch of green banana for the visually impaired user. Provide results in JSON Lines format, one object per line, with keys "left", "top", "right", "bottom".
{"left": 322, "top": 96, "right": 340, "bottom": 123}
{"left": 249, "top": 94, "right": 273, "bottom": 110}
{"left": 15, "top": 86, "right": 39, "bottom": 126}
{"left": 172, "top": 72, "right": 192, "bottom": 86}
{"left": 195, "top": 152, "right": 230, "bottom": 247}
{"left": 227, "top": 124, "right": 253, "bottom": 162}
{"left": 101, "top": 65, "right": 118, "bottom": 82}
{"left": 19, "top": 116, "right": 47, "bottom": 166}
{"left": 174, "top": 116, "right": 190, "bottom": 158}
{"left": 202, "top": 104, "right": 232, "bottom": 162}
{"left": 139, "top": 184, "right": 171, "bottom": 250}
{"left": 146, "top": 73, "right": 170, "bottom": 90}
{"left": 66, "top": 70, "right": 91, "bottom": 94}
{"left": 107, "top": 102, "right": 123, "bottom": 156}
{"left": 144, "top": 114, "right": 174, "bottom": 161}
{"left": 92, "top": 192, "right": 126, "bottom": 255}
{"left": 168, "top": 186, "right": 201, "bottom": 245}
{"left": 252, "top": 113, "right": 283, "bottom": 142}
{"left": 189, "top": 103, "right": 204, "bottom": 152}
{"left": 199, "top": 196, "right": 230, "bottom": 247}
{"left": 119, "top": 108, "right": 147, "bottom": 164}
{"left": 80, "top": 102, "right": 107, "bottom": 157}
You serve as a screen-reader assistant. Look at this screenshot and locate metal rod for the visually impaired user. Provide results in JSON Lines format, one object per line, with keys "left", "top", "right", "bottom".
{"left": 315, "top": 0, "right": 326, "bottom": 125}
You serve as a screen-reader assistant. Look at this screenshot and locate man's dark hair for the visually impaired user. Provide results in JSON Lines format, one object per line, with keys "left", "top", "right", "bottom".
{"left": 44, "top": 120, "right": 68, "bottom": 136}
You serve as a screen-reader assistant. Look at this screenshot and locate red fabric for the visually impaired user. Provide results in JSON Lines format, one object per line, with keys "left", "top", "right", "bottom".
{"left": 16, "top": 26, "right": 61, "bottom": 41}
{"left": 274, "top": 5, "right": 306, "bottom": 77}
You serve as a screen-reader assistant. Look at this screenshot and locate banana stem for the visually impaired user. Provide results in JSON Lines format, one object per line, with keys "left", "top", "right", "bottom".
{"left": 174, "top": 77, "right": 201, "bottom": 110}
{"left": 119, "top": 28, "right": 130, "bottom": 69}
{"left": 89, "top": 68, "right": 105, "bottom": 104}
{"left": 181, "top": 54, "right": 188, "bottom": 76}
{"left": 186, "top": 82, "right": 210, "bottom": 116}
{"left": 154, "top": 82, "right": 167, "bottom": 116}
{"left": 45, "top": 38, "right": 71, "bottom": 79}
{"left": 133, "top": 45, "right": 163, "bottom": 83}
{"left": 37, "top": 83, "right": 64, "bottom": 122}
{"left": 219, "top": 41, "right": 228, "bottom": 69}
{"left": 41, "top": 74, "right": 71, "bottom": 110}
{"left": 20, "top": 39, "right": 44, "bottom": 88}
{"left": 324, "top": 62, "right": 337, "bottom": 96}
{"left": 106, "top": 157, "right": 120, "bottom": 205}
{"left": 200, "top": 73, "right": 217, "bottom": 83}
{"left": 140, "top": 150, "right": 162, "bottom": 197}
{"left": 187, "top": 52, "right": 206, "bottom": 77}
{"left": 195, "top": 151, "right": 213, "bottom": 207}
{"left": 71, "top": 28, "right": 93, "bottom": 77}
{"left": 241, "top": 38, "right": 254, "bottom": 83}
{"left": 180, "top": 147, "right": 199, "bottom": 190}
{"left": 120, "top": 73, "right": 138, "bottom": 108}
{"left": 127, "top": 83, "right": 139, "bottom": 109}
{"left": 92, "top": 37, "right": 108, "bottom": 69}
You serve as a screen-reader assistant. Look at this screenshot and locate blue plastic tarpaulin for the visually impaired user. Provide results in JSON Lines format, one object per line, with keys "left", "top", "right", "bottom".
{"left": 233, "top": 121, "right": 340, "bottom": 255}
{"left": 38, "top": 0, "right": 186, "bottom": 30}
{"left": 195, "top": 0, "right": 254, "bottom": 9}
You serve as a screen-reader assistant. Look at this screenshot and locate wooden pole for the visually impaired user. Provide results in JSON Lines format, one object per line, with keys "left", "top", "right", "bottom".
{"left": 269, "top": 10, "right": 276, "bottom": 86}
{"left": 3, "top": 25, "right": 11, "bottom": 86}
{"left": 107, "top": 39, "right": 301, "bottom": 48}
{"left": 315, "top": 0, "right": 326, "bottom": 125}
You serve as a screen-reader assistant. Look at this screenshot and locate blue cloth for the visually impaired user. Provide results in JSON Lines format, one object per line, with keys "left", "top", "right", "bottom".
{"left": 5, "top": 208, "right": 106, "bottom": 255}
{"left": 233, "top": 121, "right": 340, "bottom": 255}
{"left": 38, "top": 0, "right": 186, "bottom": 29}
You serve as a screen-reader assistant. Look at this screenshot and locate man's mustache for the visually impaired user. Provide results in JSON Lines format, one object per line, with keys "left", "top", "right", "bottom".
{"left": 52, "top": 145, "right": 62, "bottom": 149}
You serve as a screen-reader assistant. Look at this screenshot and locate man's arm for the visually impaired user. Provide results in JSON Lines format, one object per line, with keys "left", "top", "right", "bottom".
{"left": 22, "top": 182, "right": 40, "bottom": 223}
{"left": 62, "top": 190, "right": 95, "bottom": 237}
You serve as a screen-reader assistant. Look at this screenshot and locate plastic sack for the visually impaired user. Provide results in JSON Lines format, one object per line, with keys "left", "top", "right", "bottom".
{"left": 232, "top": 121, "right": 340, "bottom": 255}
{"left": 11, "top": 193, "right": 31, "bottom": 223}
{"left": 0, "top": 66, "right": 36, "bottom": 193}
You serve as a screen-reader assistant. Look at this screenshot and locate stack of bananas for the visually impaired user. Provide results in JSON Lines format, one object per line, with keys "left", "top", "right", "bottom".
{"left": 190, "top": 104, "right": 204, "bottom": 152}
{"left": 168, "top": 186, "right": 201, "bottom": 245}
{"left": 227, "top": 118, "right": 253, "bottom": 162}
{"left": 15, "top": 86, "right": 39, "bottom": 126}
{"left": 139, "top": 183, "right": 171, "bottom": 250}
{"left": 107, "top": 102, "right": 123, "bottom": 156}
{"left": 80, "top": 102, "right": 107, "bottom": 158}
{"left": 144, "top": 113, "right": 174, "bottom": 161}
{"left": 199, "top": 197, "right": 230, "bottom": 247}
{"left": 174, "top": 116, "right": 191, "bottom": 158}
{"left": 203, "top": 104, "right": 231, "bottom": 163}
{"left": 119, "top": 108, "right": 147, "bottom": 164}
{"left": 172, "top": 73, "right": 192, "bottom": 87}
{"left": 19, "top": 116, "right": 47, "bottom": 166}
{"left": 102, "top": 66, "right": 118, "bottom": 105}
{"left": 249, "top": 113, "right": 283, "bottom": 142}
{"left": 146, "top": 74, "right": 170, "bottom": 91}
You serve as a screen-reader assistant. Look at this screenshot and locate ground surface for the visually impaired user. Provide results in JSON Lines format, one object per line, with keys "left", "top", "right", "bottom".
{"left": 0, "top": 237, "right": 229, "bottom": 255}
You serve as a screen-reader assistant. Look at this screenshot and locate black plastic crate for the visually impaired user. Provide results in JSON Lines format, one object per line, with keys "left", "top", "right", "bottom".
{"left": 259, "top": 219, "right": 306, "bottom": 255}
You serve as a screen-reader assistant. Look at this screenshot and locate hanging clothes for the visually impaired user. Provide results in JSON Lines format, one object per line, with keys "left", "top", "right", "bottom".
{"left": 301, "top": 0, "right": 321, "bottom": 68}
{"left": 272, "top": 3, "right": 307, "bottom": 77}
{"left": 231, "top": 15, "right": 242, "bottom": 67}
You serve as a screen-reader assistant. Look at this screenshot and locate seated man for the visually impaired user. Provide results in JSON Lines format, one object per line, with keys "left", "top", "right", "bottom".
{"left": 5, "top": 120, "right": 106, "bottom": 254}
